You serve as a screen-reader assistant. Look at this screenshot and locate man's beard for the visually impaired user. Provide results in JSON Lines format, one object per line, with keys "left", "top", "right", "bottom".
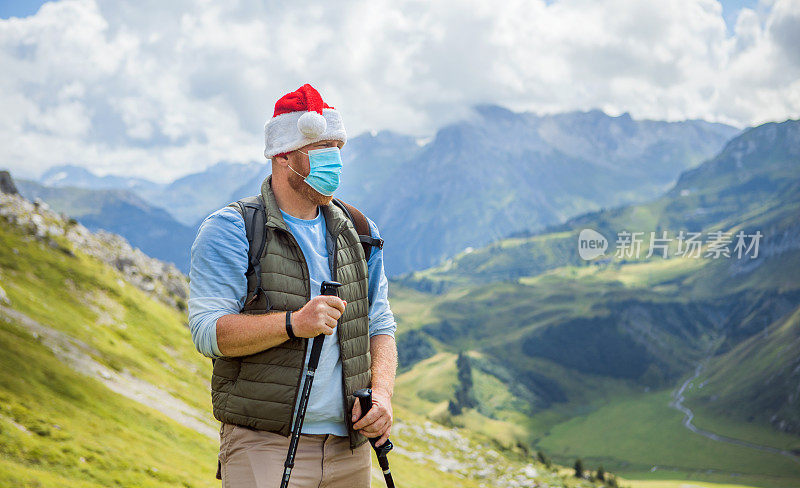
{"left": 287, "top": 164, "right": 334, "bottom": 207}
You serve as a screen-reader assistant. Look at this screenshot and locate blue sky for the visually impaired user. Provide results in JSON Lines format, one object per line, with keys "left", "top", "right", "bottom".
{"left": 0, "top": 0, "right": 45, "bottom": 19}
{"left": 718, "top": 0, "right": 767, "bottom": 31}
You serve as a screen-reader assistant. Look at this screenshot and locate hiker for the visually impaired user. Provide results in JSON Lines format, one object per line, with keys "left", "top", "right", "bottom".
{"left": 188, "top": 83, "right": 398, "bottom": 487}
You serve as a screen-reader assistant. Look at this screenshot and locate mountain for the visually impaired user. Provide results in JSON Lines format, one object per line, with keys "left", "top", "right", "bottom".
{"left": 39, "top": 164, "right": 163, "bottom": 195}
{"left": 206, "top": 109, "right": 739, "bottom": 277}
{"left": 399, "top": 119, "right": 798, "bottom": 292}
{"left": 388, "top": 119, "right": 800, "bottom": 487}
{"left": 34, "top": 110, "right": 738, "bottom": 277}
{"left": 157, "top": 161, "right": 268, "bottom": 227}
{"left": 364, "top": 107, "right": 738, "bottom": 276}
{"left": 0, "top": 175, "right": 598, "bottom": 488}
{"left": 15, "top": 180, "right": 196, "bottom": 274}
{"left": 38, "top": 161, "right": 268, "bottom": 227}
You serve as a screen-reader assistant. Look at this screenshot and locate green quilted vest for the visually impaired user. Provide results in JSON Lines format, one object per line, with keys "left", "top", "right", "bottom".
{"left": 210, "top": 174, "right": 371, "bottom": 450}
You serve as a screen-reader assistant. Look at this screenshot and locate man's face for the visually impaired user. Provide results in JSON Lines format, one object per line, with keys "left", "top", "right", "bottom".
{"left": 286, "top": 139, "right": 343, "bottom": 206}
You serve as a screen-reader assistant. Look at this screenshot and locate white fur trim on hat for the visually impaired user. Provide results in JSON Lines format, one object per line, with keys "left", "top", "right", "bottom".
{"left": 264, "top": 108, "right": 347, "bottom": 159}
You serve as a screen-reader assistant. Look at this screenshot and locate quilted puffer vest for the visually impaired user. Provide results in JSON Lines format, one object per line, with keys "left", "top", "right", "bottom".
{"left": 210, "top": 175, "right": 371, "bottom": 450}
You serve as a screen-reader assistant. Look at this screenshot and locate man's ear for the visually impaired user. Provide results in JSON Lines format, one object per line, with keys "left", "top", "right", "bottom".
{"left": 272, "top": 153, "right": 289, "bottom": 166}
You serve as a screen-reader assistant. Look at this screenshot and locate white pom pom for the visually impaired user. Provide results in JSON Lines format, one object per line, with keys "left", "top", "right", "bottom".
{"left": 297, "top": 111, "right": 327, "bottom": 138}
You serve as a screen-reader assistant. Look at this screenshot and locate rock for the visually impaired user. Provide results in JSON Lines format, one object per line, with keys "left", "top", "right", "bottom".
{"left": 0, "top": 284, "right": 9, "bottom": 304}
{"left": 0, "top": 170, "right": 19, "bottom": 195}
{"left": 33, "top": 197, "right": 50, "bottom": 211}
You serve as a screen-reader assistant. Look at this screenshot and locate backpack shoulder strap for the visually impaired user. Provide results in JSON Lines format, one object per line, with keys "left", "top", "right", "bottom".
{"left": 227, "top": 195, "right": 268, "bottom": 307}
{"left": 212, "top": 196, "right": 267, "bottom": 367}
{"left": 331, "top": 198, "right": 384, "bottom": 261}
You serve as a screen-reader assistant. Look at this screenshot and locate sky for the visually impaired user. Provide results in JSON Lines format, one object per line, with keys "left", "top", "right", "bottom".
{"left": 0, "top": 0, "right": 798, "bottom": 183}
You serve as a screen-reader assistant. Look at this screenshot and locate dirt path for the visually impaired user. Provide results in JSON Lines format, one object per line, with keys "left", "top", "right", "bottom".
{"left": 0, "top": 305, "right": 218, "bottom": 439}
{"left": 669, "top": 362, "right": 800, "bottom": 464}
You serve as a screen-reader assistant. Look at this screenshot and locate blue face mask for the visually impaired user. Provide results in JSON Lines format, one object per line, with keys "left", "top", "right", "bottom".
{"left": 288, "top": 146, "right": 343, "bottom": 196}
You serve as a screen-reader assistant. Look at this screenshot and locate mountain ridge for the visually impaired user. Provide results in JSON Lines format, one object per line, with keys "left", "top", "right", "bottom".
{"left": 29, "top": 108, "right": 740, "bottom": 277}
{"left": 15, "top": 179, "right": 197, "bottom": 274}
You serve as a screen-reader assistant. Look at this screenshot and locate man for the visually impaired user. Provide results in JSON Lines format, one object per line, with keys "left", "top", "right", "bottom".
{"left": 188, "top": 83, "right": 398, "bottom": 487}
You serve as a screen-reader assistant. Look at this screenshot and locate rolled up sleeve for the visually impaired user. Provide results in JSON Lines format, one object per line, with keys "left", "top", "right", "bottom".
{"left": 188, "top": 207, "right": 248, "bottom": 358}
{"left": 365, "top": 217, "right": 397, "bottom": 338}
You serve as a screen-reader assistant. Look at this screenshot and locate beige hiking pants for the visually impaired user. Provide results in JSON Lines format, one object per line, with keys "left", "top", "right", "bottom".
{"left": 217, "top": 422, "right": 372, "bottom": 488}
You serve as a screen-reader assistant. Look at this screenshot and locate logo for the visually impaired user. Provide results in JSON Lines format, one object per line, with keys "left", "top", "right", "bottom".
{"left": 578, "top": 229, "right": 608, "bottom": 260}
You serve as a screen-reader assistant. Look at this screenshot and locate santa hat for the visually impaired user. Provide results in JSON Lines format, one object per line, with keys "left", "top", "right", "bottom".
{"left": 264, "top": 83, "right": 347, "bottom": 159}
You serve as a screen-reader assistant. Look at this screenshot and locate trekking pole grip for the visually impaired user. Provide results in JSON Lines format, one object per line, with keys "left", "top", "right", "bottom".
{"left": 307, "top": 281, "right": 342, "bottom": 368}
{"left": 353, "top": 388, "right": 394, "bottom": 457}
{"left": 320, "top": 280, "right": 342, "bottom": 297}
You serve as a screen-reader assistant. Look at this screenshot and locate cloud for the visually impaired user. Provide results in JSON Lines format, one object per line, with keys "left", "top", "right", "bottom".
{"left": 0, "top": 0, "right": 798, "bottom": 182}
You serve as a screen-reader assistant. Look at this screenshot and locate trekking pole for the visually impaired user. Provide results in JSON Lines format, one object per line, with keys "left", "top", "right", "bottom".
{"left": 281, "top": 280, "right": 343, "bottom": 488}
{"left": 354, "top": 388, "right": 396, "bottom": 488}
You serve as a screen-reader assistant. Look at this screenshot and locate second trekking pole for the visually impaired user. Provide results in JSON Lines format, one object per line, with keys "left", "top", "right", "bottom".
{"left": 280, "top": 280, "right": 343, "bottom": 488}
{"left": 354, "top": 388, "right": 396, "bottom": 488}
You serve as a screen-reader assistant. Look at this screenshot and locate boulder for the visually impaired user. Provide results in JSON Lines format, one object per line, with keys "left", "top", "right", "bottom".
{"left": 0, "top": 170, "right": 19, "bottom": 195}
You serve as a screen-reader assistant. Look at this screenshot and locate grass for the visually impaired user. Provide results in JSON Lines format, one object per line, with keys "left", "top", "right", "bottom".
{"left": 534, "top": 390, "right": 800, "bottom": 488}
{"left": 0, "top": 217, "right": 221, "bottom": 487}
{"left": 388, "top": 284, "right": 450, "bottom": 333}
{"left": 622, "top": 475, "right": 773, "bottom": 488}
{"left": 0, "top": 219, "right": 213, "bottom": 414}
{"left": 0, "top": 315, "right": 218, "bottom": 487}
{"left": 686, "top": 404, "right": 800, "bottom": 452}
{"left": 392, "top": 346, "right": 800, "bottom": 488}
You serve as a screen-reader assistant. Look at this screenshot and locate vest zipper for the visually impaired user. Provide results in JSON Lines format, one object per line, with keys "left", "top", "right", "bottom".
{"left": 284, "top": 229, "right": 311, "bottom": 435}
{"left": 285, "top": 217, "right": 355, "bottom": 449}
{"left": 330, "top": 228, "right": 358, "bottom": 452}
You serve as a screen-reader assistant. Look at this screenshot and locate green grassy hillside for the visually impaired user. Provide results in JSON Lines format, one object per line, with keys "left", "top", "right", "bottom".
{"left": 684, "top": 304, "right": 800, "bottom": 438}
{"left": 0, "top": 194, "right": 219, "bottom": 486}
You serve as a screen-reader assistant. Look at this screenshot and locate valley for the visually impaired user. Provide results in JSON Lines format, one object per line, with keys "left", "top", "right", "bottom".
{"left": 388, "top": 119, "right": 800, "bottom": 487}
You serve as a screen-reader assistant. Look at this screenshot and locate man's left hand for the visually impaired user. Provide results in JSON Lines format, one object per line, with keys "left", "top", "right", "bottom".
{"left": 351, "top": 388, "right": 393, "bottom": 447}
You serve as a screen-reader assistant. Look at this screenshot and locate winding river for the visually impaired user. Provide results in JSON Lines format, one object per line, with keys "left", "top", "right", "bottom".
{"left": 669, "top": 362, "right": 800, "bottom": 464}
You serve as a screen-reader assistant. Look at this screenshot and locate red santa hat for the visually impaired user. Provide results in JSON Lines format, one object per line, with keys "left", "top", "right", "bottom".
{"left": 264, "top": 83, "right": 347, "bottom": 159}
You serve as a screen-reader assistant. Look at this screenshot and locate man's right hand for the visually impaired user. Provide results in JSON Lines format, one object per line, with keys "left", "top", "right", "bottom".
{"left": 290, "top": 295, "right": 347, "bottom": 338}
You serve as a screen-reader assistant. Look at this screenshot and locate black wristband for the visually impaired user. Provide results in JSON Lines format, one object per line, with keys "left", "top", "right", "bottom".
{"left": 285, "top": 311, "right": 297, "bottom": 339}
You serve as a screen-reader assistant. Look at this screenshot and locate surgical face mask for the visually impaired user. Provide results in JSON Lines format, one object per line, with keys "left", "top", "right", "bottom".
{"left": 288, "top": 146, "right": 343, "bottom": 196}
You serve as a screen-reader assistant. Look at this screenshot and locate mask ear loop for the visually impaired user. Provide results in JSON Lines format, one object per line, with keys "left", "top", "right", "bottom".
{"left": 287, "top": 163, "right": 306, "bottom": 179}
{"left": 287, "top": 148, "right": 309, "bottom": 178}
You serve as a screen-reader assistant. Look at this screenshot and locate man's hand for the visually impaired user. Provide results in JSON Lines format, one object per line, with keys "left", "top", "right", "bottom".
{"left": 351, "top": 388, "right": 393, "bottom": 447}
{"left": 291, "top": 295, "right": 347, "bottom": 338}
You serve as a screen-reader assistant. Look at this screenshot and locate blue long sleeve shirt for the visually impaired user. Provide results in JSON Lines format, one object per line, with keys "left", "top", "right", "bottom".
{"left": 188, "top": 202, "right": 396, "bottom": 435}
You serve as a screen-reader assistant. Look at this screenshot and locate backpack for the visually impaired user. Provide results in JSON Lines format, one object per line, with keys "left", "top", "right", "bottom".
{"left": 232, "top": 195, "right": 384, "bottom": 310}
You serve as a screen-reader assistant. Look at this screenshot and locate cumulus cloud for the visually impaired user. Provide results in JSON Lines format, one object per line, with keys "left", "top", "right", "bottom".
{"left": 0, "top": 0, "right": 798, "bottom": 181}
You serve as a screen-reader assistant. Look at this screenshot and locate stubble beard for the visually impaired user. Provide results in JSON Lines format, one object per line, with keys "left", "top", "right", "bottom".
{"left": 287, "top": 162, "right": 334, "bottom": 207}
